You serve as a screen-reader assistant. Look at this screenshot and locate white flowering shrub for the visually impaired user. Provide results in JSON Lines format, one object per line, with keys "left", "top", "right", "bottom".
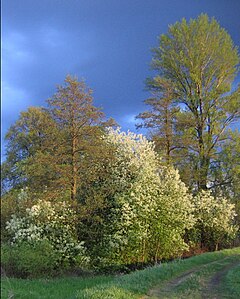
{"left": 102, "top": 128, "right": 195, "bottom": 264}
{"left": 193, "top": 190, "right": 238, "bottom": 250}
{"left": 6, "top": 200, "right": 89, "bottom": 267}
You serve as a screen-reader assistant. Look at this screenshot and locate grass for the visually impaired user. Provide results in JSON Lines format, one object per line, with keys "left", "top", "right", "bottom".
{"left": 1, "top": 247, "right": 240, "bottom": 299}
{"left": 1, "top": 275, "right": 114, "bottom": 299}
{"left": 149, "top": 254, "right": 240, "bottom": 299}
{"left": 221, "top": 263, "right": 240, "bottom": 298}
{"left": 75, "top": 247, "right": 240, "bottom": 299}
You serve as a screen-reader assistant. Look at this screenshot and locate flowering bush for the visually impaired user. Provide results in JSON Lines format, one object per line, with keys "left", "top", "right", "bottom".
{"left": 6, "top": 200, "right": 89, "bottom": 268}
{"left": 101, "top": 128, "right": 195, "bottom": 264}
{"left": 192, "top": 190, "right": 238, "bottom": 250}
{"left": 1, "top": 187, "right": 35, "bottom": 241}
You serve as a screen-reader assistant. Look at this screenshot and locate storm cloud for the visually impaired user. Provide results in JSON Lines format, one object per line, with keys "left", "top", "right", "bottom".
{"left": 2, "top": 0, "right": 240, "bottom": 159}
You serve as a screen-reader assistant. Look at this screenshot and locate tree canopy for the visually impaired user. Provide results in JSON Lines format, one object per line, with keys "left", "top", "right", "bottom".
{"left": 1, "top": 15, "right": 239, "bottom": 277}
{"left": 138, "top": 14, "right": 240, "bottom": 193}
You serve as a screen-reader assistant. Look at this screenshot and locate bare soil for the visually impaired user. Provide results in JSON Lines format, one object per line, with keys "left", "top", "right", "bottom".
{"left": 142, "top": 258, "right": 239, "bottom": 299}
{"left": 146, "top": 269, "right": 197, "bottom": 298}
{"left": 201, "top": 261, "right": 240, "bottom": 299}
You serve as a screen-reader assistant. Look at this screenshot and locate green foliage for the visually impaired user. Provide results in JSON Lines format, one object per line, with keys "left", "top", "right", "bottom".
{"left": 3, "top": 126, "right": 238, "bottom": 276}
{"left": 75, "top": 247, "right": 240, "bottom": 299}
{"left": 90, "top": 128, "right": 195, "bottom": 265}
{"left": 1, "top": 192, "right": 19, "bottom": 241}
{"left": 47, "top": 75, "right": 106, "bottom": 201}
{"left": 1, "top": 107, "right": 56, "bottom": 192}
{"left": 223, "top": 264, "right": 240, "bottom": 298}
{"left": 1, "top": 275, "right": 114, "bottom": 299}
{"left": 140, "top": 14, "right": 239, "bottom": 192}
{"left": 2, "top": 248, "right": 239, "bottom": 299}
{"left": 1, "top": 188, "right": 38, "bottom": 242}
{"left": 1, "top": 76, "right": 114, "bottom": 202}
{"left": 136, "top": 77, "right": 180, "bottom": 164}
{"left": 210, "top": 130, "right": 240, "bottom": 214}
{"left": 191, "top": 190, "right": 238, "bottom": 250}
{"left": 1, "top": 69, "right": 239, "bottom": 278}
{"left": 5, "top": 199, "right": 89, "bottom": 268}
{"left": 154, "top": 14, "right": 238, "bottom": 91}
{"left": 77, "top": 128, "right": 195, "bottom": 268}
{"left": 1, "top": 241, "right": 59, "bottom": 278}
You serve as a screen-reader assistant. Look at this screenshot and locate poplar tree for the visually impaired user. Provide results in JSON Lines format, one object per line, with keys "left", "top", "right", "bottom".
{"left": 139, "top": 14, "right": 239, "bottom": 191}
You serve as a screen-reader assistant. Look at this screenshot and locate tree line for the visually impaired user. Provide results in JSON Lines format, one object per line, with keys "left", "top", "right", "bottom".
{"left": 1, "top": 14, "right": 239, "bottom": 277}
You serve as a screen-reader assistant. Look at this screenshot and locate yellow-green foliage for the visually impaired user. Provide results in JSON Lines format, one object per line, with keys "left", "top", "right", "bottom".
{"left": 193, "top": 190, "right": 238, "bottom": 249}
{"left": 5, "top": 199, "right": 89, "bottom": 268}
{"left": 102, "top": 128, "right": 195, "bottom": 264}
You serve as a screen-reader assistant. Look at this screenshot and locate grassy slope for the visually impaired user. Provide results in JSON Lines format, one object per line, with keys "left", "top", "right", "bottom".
{"left": 146, "top": 253, "right": 240, "bottom": 299}
{"left": 222, "top": 263, "right": 240, "bottom": 298}
{"left": 1, "top": 247, "right": 240, "bottom": 299}
{"left": 76, "top": 247, "right": 240, "bottom": 299}
{"left": 1, "top": 275, "right": 114, "bottom": 299}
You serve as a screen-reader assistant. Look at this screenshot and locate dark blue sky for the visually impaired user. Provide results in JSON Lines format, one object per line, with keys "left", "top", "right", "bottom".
{"left": 2, "top": 0, "right": 240, "bottom": 159}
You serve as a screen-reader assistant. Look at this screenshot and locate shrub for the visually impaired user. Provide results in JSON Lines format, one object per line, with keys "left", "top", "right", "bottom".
{"left": 1, "top": 241, "right": 59, "bottom": 278}
{"left": 1, "top": 188, "right": 35, "bottom": 242}
{"left": 86, "top": 128, "right": 195, "bottom": 266}
{"left": 5, "top": 199, "right": 89, "bottom": 272}
{"left": 191, "top": 190, "right": 238, "bottom": 250}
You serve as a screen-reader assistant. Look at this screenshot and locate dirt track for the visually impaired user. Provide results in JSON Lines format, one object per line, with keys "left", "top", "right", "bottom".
{"left": 143, "top": 257, "right": 240, "bottom": 299}
{"left": 201, "top": 261, "right": 239, "bottom": 299}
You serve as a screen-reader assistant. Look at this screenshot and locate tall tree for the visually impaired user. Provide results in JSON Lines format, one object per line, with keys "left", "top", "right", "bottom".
{"left": 136, "top": 77, "right": 180, "bottom": 164}
{"left": 46, "top": 75, "right": 106, "bottom": 201}
{"left": 1, "top": 107, "right": 56, "bottom": 192}
{"left": 139, "top": 14, "right": 239, "bottom": 191}
{"left": 2, "top": 76, "right": 114, "bottom": 202}
{"left": 209, "top": 130, "right": 240, "bottom": 222}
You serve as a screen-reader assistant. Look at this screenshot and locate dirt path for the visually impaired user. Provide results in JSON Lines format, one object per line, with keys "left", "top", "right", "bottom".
{"left": 142, "top": 257, "right": 239, "bottom": 299}
{"left": 201, "top": 261, "right": 240, "bottom": 299}
{"left": 144, "top": 269, "right": 196, "bottom": 298}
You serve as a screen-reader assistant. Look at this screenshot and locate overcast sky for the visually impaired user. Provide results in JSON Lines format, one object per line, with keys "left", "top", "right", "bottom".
{"left": 2, "top": 0, "right": 240, "bottom": 159}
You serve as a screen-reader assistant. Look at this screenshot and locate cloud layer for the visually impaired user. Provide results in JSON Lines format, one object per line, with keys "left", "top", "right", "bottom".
{"left": 2, "top": 0, "right": 240, "bottom": 159}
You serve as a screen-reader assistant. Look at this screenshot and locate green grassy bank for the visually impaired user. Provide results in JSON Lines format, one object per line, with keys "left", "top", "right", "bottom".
{"left": 1, "top": 247, "right": 240, "bottom": 299}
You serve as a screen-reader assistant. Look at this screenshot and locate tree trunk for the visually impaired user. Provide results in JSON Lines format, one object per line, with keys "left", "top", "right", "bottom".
{"left": 199, "top": 156, "right": 210, "bottom": 190}
{"left": 155, "top": 241, "right": 160, "bottom": 264}
{"left": 142, "top": 238, "right": 147, "bottom": 263}
{"left": 71, "top": 133, "right": 78, "bottom": 201}
{"left": 197, "top": 122, "right": 210, "bottom": 190}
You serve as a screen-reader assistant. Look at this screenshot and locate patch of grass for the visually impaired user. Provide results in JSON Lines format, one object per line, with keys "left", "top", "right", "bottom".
{"left": 1, "top": 275, "right": 114, "bottom": 299}
{"left": 1, "top": 247, "right": 240, "bottom": 299}
{"left": 222, "top": 263, "right": 240, "bottom": 298}
{"left": 157, "top": 255, "right": 240, "bottom": 298}
{"left": 76, "top": 247, "right": 240, "bottom": 298}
